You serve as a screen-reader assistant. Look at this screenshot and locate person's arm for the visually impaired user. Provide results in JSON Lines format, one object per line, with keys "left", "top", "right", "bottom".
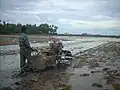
{"left": 24, "top": 35, "right": 34, "bottom": 51}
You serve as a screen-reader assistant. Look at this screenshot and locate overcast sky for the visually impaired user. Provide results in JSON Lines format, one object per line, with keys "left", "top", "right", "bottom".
{"left": 0, "top": 0, "right": 120, "bottom": 35}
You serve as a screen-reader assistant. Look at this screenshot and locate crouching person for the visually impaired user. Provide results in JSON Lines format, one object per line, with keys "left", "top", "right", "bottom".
{"left": 58, "top": 40, "right": 63, "bottom": 53}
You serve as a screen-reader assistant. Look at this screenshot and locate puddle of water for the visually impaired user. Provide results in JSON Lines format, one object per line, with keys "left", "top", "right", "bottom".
{"left": 0, "top": 54, "right": 20, "bottom": 71}
{"left": 68, "top": 66, "right": 95, "bottom": 90}
{"left": 69, "top": 75, "right": 98, "bottom": 90}
{"left": 0, "top": 43, "right": 48, "bottom": 52}
{"left": 0, "top": 54, "right": 20, "bottom": 87}
{"left": 68, "top": 66, "right": 110, "bottom": 90}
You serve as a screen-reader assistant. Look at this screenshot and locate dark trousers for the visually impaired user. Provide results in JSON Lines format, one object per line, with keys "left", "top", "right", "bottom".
{"left": 20, "top": 52, "right": 31, "bottom": 71}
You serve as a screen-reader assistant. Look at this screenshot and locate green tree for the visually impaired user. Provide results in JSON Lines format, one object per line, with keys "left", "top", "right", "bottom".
{"left": 0, "top": 20, "right": 58, "bottom": 34}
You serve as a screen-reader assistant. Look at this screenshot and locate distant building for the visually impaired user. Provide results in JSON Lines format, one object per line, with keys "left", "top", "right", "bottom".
{"left": 64, "top": 32, "right": 70, "bottom": 35}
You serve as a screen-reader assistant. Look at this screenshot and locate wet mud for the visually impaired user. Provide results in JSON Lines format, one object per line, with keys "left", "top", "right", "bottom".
{"left": 0, "top": 41, "right": 120, "bottom": 90}
{"left": 71, "top": 42, "right": 120, "bottom": 90}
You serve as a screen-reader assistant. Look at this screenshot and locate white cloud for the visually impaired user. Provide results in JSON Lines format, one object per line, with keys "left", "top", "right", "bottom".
{"left": 1, "top": 0, "right": 120, "bottom": 35}
{"left": 58, "top": 18, "right": 120, "bottom": 29}
{"left": 91, "top": 15, "right": 112, "bottom": 20}
{"left": 47, "top": 17, "right": 53, "bottom": 22}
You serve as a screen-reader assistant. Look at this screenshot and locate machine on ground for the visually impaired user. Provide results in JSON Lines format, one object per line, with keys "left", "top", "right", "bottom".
{"left": 29, "top": 47, "right": 73, "bottom": 71}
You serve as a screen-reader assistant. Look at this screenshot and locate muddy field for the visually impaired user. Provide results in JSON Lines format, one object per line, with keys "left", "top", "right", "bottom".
{"left": 0, "top": 36, "right": 120, "bottom": 90}
{"left": 21, "top": 42, "right": 120, "bottom": 90}
{"left": 0, "top": 35, "right": 69, "bottom": 45}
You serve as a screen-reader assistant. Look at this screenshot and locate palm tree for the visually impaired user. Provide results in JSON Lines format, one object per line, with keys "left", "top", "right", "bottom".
{"left": 3, "top": 21, "right": 6, "bottom": 26}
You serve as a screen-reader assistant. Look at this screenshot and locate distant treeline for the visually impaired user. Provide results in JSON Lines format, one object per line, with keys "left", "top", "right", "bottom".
{"left": 57, "top": 33, "right": 120, "bottom": 38}
{"left": 0, "top": 20, "right": 120, "bottom": 38}
{"left": 0, "top": 20, "right": 58, "bottom": 34}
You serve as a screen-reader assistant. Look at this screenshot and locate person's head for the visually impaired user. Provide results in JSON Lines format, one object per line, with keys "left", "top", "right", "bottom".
{"left": 21, "top": 26, "right": 27, "bottom": 34}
